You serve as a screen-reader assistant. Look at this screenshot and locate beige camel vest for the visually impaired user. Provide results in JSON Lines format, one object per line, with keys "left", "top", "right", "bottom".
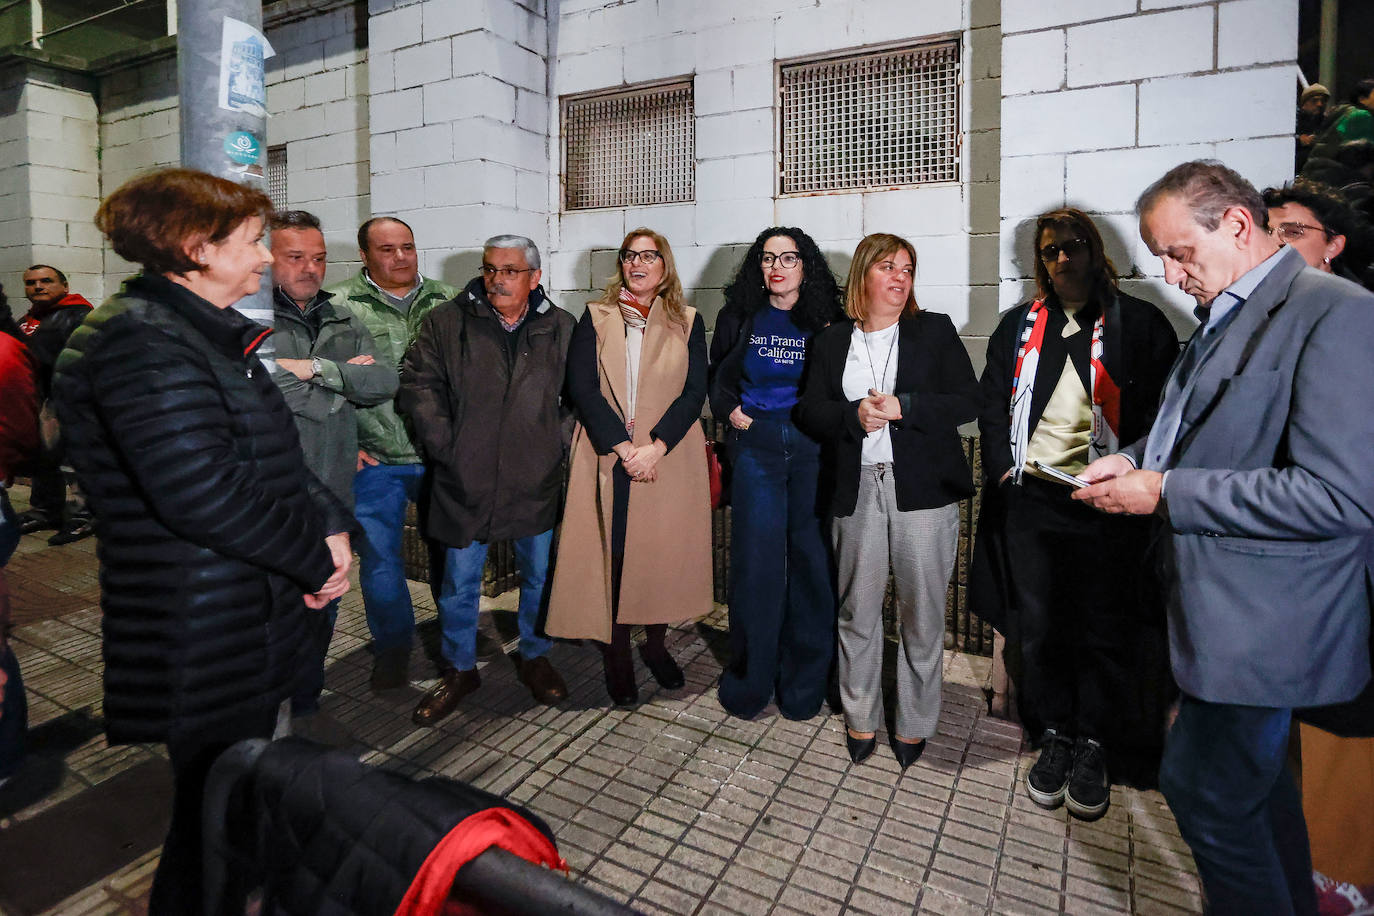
{"left": 545, "top": 297, "right": 713, "bottom": 642}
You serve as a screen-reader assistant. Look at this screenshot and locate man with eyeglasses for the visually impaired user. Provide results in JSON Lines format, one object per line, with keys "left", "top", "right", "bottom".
{"left": 397, "top": 235, "right": 575, "bottom": 724}
{"left": 1076, "top": 160, "right": 1374, "bottom": 913}
{"left": 326, "top": 217, "right": 458, "bottom": 691}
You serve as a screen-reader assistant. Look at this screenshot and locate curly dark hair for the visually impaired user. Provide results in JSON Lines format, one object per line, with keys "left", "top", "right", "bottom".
{"left": 721, "top": 227, "right": 843, "bottom": 333}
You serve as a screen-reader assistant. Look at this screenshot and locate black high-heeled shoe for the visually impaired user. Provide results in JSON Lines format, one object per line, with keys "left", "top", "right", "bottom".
{"left": 891, "top": 736, "right": 926, "bottom": 770}
{"left": 846, "top": 730, "right": 876, "bottom": 764}
{"left": 639, "top": 646, "right": 684, "bottom": 689}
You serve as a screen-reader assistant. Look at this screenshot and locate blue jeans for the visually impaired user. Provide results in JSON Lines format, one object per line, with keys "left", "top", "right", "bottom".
{"left": 718, "top": 416, "right": 834, "bottom": 719}
{"left": 1159, "top": 696, "right": 1316, "bottom": 916}
{"left": 437, "top": 529, "right": 554, "bottom": 671}
{"left": 353, "top": 462, "right": 425, "bottom": 653}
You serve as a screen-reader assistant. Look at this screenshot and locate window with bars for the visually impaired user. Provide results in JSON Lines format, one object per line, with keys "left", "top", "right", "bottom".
{"left": 779, "top": 42, "right": 960, "bottom": 195}
{"left": 562, "top": 81, "right": 694, "bottom": 210}
{"left": 267, "top": 144, "right": 288, "bottom": 209}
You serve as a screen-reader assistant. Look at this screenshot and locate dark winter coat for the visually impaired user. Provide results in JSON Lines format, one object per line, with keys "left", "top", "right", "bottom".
{"left": 794, "top": 311, "right": 981, "bottom": 517}
{"left": 969, "top": 290, "right": 1179, "bottom": 634}
{"left": 51, "top": 274, "right": 350, "bottom": 745}
{"left": 21, "top": 293, "right": 93, "bottom": 396}
{"left": 398, "top": 278, "right": 576, "bottom": 549}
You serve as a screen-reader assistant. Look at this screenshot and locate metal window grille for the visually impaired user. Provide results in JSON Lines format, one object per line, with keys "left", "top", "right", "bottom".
{"left": 562, "top": 81, "right": 694, "bottom": 210}
{"left": 267, "top": 144, "right": 288, "bottom": 209}
{"left": 780, "top": 42, "right": 960, "bottom": 195}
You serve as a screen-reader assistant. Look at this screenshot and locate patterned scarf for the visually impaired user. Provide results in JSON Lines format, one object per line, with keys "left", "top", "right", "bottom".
{"left": 617, "top": 287, "right": 650, "bottom": 328}
{"left": 1008, "top": 298, "right": 1120, "bottom": 483}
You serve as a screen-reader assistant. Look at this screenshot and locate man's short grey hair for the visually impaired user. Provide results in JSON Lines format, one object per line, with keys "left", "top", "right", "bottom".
{"left": 483, "top": 235, "right": 541, "bottom": 270}
{"left": 1136, "top": 160, "right": 1268, "bottom": 232}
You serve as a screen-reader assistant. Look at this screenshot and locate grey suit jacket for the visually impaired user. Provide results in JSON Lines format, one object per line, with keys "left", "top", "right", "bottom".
{"left": 1121, "top": 247, "right": 1374, "bottom": 707}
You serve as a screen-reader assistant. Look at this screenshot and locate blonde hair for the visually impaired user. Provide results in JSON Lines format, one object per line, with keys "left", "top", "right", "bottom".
{"left": 597, "top": 227, "right": 687, "bottom": 327}
{"left": 844, "top": 233, "right": 920, "bottom": 323}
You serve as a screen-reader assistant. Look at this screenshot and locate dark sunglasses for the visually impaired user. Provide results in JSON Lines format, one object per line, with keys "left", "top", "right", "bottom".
{"left": 1039, "top": 238, "right": 1091, "bottom": 262}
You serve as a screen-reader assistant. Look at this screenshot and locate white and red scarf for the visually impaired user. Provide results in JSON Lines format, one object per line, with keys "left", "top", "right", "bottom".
{"left": 1008, "top": 298, "right": 1120, "bottom": 483}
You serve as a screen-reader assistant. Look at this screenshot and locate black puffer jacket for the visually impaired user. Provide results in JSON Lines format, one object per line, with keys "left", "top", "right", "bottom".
{"left": 204, "top": 738, "right": 558, "bottom": 915}
{"left": 52, "top": 274, "right": 348, "bottom": 745}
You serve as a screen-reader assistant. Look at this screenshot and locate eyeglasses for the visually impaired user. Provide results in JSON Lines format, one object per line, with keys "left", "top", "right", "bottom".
{"left": 760, "top": 251, "right": 802, "bottom": 269}
{"left": 619, "top": 250, "right": 662, "bottom": 265}
{"left": 1269, "top": 222, "right": 1330, "bottom": 243}
{"left": 1039, "top": 238, "right": 1091, "bottom": 262}
{"left": 481, "top": 265, "right": 534, "bottom": 279}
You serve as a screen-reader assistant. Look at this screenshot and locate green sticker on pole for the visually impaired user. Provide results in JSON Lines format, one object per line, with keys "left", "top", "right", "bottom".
{"left": 224, "top": 131, "right": 261, "bottom": 166}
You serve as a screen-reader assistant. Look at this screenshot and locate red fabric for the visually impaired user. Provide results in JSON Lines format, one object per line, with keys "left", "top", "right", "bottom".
{"left": 0, "top": 334, "right": 38, "bottom": 482}
{"left": 392, "top": 807, "right": 566, "bottom": 916}
{"left": 19, "top": 292, "right": 92, "bottom": 334}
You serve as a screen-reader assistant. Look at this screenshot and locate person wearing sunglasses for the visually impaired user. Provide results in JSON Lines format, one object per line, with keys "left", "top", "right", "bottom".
{"left": 972, "top": 207, "right": 1178, "bottom": 820}
{"left": 1263, "top": 178, "right": 1367, "bottom": 285}
{"left": 547, "top": 228, "right": 711, "bottom": 707}
{"left": 708, "top": 227, "right": 844, "bottom": 721}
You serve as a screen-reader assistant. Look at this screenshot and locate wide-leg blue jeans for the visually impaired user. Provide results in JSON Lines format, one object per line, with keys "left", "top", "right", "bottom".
{"left": 718, "top": 416, "right": 834, "bottom": 719}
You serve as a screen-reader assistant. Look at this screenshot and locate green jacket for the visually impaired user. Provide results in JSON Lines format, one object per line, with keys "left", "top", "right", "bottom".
{"left": 325, "top": 271, "right": 458, "bottom": 464}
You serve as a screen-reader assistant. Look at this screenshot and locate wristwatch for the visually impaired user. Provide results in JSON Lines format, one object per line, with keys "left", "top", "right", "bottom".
{"left": 311, "top": 357, "right": 323, "bottom": 378}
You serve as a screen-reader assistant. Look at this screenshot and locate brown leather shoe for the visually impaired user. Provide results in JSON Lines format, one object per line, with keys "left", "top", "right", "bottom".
{"left": 520, "top": 655, "right": 568, "bottom": 705}
{"left": 412, "top": 667, "right": 480, "bottom": 726}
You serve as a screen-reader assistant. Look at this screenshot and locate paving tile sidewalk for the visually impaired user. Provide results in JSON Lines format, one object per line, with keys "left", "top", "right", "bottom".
{"left": 0, "top": 484, "right": 1201, "bottom": 915}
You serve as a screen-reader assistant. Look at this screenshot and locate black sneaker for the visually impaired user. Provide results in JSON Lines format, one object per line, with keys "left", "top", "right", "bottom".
{"left": 1026, "top": 728, "right": 1074, "bottom": 809}
{"left": 1066, "top": 736, "right": 1110, "bottom": 821}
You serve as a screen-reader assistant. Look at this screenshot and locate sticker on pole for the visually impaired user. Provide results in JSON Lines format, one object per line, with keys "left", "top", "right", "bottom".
{"left": 224, "top": 131, "right": 262, "bottom": 167}
{"left": 219, "top": 17, "right": 275, "bottom": 118}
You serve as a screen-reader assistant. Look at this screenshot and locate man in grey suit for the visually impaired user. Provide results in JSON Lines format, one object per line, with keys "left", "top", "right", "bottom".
{"left": 1076, "top": 160, "right": 1374, "bottom": 914}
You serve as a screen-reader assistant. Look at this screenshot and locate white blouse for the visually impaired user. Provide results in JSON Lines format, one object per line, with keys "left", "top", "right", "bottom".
{"left": 841, "top": 322, "right": 900, "bottom": 466}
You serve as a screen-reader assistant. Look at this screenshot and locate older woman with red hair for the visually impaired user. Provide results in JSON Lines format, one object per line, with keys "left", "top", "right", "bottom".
{"left": 53, "top": 168, "right": 353, "bottom": 914}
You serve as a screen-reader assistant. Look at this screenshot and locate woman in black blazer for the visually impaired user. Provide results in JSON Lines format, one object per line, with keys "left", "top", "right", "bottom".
{"left": 796, "top": 233, "right": 980, "bottom": 769}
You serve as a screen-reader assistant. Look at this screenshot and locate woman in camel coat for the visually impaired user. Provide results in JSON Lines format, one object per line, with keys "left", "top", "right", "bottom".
{"left": 546, "top": 228, "right": 711, "bottom": 706}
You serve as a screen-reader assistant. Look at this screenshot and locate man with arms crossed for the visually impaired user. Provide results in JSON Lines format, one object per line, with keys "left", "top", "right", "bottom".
{"left": 269, "top": 210, "right": 397, "bottom": 721}
{"left": 1077, "top": 160, "right": 1374, "bottom": 914}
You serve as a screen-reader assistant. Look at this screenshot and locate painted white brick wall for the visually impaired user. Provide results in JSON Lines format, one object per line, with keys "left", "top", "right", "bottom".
{"left": 367, "top": 0, "right": 551, "bottom": 288}
{"left": 96, "top": 5, "right": 371, "bottom": 291}
{"left": 0, "top": 65, "right": 104, "bottom": 299}
{"left": 999, "top": 0, "right": 1300, "bottom": 334}
{"left": 548, "top": 0, "right": 983, "bottom": 343}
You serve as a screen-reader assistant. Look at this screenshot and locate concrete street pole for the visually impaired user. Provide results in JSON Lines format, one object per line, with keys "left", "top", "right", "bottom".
{"left": 177, "top": 0, "right": 273, "bottom": 335}
{"left": 1318, "top": 0, "right": 1338, "bottom": 93}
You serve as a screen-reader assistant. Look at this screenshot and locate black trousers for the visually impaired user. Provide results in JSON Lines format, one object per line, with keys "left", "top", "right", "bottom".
{"left": 149, "top": 709, "right": 277, "bottom": 916}
{"left": 604, "top": 463, "right": 665, "bottom": 656}
{"left": 1002, "top": 475, "right": 1140, "bottom": 742}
